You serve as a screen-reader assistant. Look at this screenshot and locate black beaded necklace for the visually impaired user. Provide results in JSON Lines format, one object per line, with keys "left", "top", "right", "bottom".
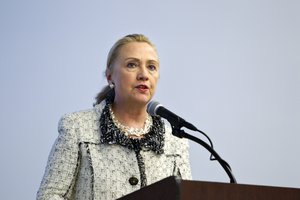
{"left": 99, "top": 101, "right": 165, "bottom": 154}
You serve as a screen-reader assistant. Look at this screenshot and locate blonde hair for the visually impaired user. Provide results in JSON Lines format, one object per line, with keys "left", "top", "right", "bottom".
{"left": 95, "top": 34, "right": 157, "bottom": 105}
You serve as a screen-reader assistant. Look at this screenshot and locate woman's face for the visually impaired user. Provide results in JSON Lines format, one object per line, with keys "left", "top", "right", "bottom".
{"left": 108, "top": 42, "right": 159, "bottom": 106}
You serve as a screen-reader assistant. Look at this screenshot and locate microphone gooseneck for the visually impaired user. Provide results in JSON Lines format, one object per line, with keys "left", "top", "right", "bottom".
{"left": 146, "top": 100, "right": 237, "bottom": 184}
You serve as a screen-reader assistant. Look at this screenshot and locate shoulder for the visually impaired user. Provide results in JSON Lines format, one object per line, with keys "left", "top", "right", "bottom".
{"left": 58, "top": 109, "right": 94, "bottom": 130}
{"left": 58, "top": 102, "right": 105, "bottom": 130}
{"left": 57, "top": 102, "right": 106, "bottom": 143}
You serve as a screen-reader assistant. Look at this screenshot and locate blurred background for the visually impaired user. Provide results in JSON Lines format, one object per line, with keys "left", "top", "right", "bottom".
{"left": 0, "top": 0, "right": 299, "bottom": 199}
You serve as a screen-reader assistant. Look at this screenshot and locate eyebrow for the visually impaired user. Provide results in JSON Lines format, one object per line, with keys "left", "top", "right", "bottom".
{"left": 124, "top": 57, "right": 159, "bottom": 64}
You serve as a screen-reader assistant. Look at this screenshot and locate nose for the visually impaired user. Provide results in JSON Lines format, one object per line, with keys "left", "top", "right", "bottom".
{"left": 137, "top": 66, "right": 149, "bottom": 81}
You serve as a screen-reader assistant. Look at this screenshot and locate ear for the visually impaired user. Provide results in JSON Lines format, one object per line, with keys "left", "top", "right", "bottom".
{"left": 106, "top": 68, "right": 113, "bottom": 84}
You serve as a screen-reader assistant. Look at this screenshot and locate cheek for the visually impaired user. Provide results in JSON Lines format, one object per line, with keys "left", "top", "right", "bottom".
{"left": 113, "top": 72, "right": 136, "bottom": 90}
{"left": 111, "top": 70, "right": 126, "bottom": 84}
{"left": 151, "top": 75, "right": 159, "bottom": 89}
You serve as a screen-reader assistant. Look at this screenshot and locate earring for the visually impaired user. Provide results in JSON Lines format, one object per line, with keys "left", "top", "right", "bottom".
{"left": 109, "top": 83, "right": 115, "bottom": 89}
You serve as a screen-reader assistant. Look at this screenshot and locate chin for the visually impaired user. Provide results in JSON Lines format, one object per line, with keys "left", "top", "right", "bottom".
{"left": 133, "top": 96, "right": 151, "bottom": 105}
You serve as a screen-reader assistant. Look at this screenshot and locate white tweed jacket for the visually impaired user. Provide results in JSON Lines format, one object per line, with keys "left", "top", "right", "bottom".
{"left": 37, "top": 101, "right": 192, "bottom": 200}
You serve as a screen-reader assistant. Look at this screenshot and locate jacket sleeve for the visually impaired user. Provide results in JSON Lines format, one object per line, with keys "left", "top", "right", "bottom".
{"left": 37, "top": 115, "right": 79, "bottom": 200}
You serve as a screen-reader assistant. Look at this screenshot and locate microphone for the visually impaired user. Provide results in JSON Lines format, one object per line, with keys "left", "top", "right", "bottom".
{"left": 147, "top": 101, "right": 198, "bottom": 131}
{"left": 147, "top": 101, "right": 237, "bottom": 183}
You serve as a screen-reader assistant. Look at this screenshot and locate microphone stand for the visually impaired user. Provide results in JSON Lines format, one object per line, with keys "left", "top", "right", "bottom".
{"left": 171, "top": 125, "right": 237, "bottom": 184}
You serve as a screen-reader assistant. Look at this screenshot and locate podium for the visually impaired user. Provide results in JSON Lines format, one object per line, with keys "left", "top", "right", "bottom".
{"left": 119, "top": 176, "right": 300, "bottom": 200}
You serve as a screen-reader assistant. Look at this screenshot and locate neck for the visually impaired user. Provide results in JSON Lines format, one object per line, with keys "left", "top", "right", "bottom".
{"left": 111, "top": 100, "right": 148, "bottom": 129}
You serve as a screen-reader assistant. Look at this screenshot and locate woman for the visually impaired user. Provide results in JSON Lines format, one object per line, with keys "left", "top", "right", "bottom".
{"left": 37, "top": 34, "right": 192, "bottom": 200}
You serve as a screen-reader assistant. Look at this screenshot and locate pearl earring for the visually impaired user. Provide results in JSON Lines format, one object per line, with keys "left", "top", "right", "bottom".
{"left": 109, "top": 83, "right": 115, "bottom": 89}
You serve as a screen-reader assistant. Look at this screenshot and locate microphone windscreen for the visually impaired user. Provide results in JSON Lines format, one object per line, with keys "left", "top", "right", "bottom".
{"left": 147, "top": 101, "right": 161, "bottom": 116}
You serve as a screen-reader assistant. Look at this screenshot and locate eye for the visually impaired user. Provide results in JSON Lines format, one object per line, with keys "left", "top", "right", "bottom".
{"left": 127, "top": 62, "right": 137, "bottom": 68}
{"left": 148, "top": 64, "right": 157, "bottom": 71}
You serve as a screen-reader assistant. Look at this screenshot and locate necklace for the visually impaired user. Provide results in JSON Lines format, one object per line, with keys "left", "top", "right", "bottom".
{"left": 108, "top": 105, "right": 152, "bottom": 138}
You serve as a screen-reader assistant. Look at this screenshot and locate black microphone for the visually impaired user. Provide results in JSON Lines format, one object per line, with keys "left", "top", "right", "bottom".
{"left": 147, "top": 101, "right": 237, "bottom": 183}
{"left": 147, "top": 101, "right": 198, "bottom": 131}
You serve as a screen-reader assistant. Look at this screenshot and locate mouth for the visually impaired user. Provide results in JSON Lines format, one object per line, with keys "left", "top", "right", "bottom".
{"left": 136, "top": 84, "right": 149, "bottom": 89}
{"left": 135, "top": 84, "right": 149, "bottom": 92}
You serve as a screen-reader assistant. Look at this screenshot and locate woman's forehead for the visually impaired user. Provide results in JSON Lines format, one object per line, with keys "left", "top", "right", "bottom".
{"left": 118, "top": 42, "right": 159, "bottom": 61}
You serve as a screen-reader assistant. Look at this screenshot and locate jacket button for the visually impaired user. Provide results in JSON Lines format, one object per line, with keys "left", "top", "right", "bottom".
{"left": 129, "top": 177, "right": 139, "bottom": 185}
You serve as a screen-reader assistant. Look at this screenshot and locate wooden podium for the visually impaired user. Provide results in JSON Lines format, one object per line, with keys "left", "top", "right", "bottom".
{"left": 119, "top": 176, "right": 300, "bottom": 200}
